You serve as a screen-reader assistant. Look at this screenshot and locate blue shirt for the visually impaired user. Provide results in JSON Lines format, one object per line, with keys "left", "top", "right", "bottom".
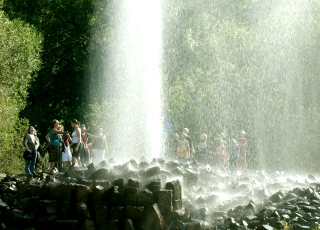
{"left": 229, "top": 145, "right": 240, "bottom": 159}
{"left": 49, "top": 129, "right": 59, "bottom": 146}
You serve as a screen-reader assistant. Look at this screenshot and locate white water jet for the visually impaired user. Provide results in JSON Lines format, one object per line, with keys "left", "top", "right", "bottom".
{"left": 109, "top": 1, "right": 163, "bottom": 160}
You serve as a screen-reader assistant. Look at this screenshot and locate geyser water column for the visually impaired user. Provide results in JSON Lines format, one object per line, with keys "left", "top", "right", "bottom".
{"left": 109, "top": 1, "right": 163, "bottom": 159}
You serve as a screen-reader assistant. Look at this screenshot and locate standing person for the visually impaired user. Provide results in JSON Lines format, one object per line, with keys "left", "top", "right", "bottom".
{"left": 24, "top": 126, "right": 39, "bottom": 177}
{"left": 217, "top": 137, "right": 227, "bottom": 170}
{"left": 80, "top": 124, "right": 91, "bottom": 166}
{"left": 183, "top": 128, "right": 195, "bottom": 157}
{"left": 71, "top": 119, "right": 82, "bottom": 167}
{"left": 229, "top": 138, "right": 240, "bottom": 172}
{"left": 33, "top": 130, "right": 41, "bottom": 170}
{"left": 60, "top": 125, "right": 72, "bottom": 169}
{"left": 165, "top": 132, "right": 180, "bottom": 160}
{"left": 238, "top": 130, "right": 247, "bottom": 170}
{"left": 196, "top": 133, "right": 208, "bottom": 162}
{"left": 178, "top": 133, "right": 190, "bottom": 159}
{"left": 48, "top": 120, "right": 67, "bottom": 171}
{"left": 91, "top": 128, "right": 107, "bottom": 165}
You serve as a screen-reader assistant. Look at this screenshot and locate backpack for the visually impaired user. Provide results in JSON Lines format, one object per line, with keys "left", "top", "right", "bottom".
{"left": 22, "top": 135, "right": 27, "bottom": 147}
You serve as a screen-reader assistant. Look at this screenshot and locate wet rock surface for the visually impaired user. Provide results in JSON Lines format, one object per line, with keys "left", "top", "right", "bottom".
{"left": 0, "top": 159, "right": 320, "bottom": 229}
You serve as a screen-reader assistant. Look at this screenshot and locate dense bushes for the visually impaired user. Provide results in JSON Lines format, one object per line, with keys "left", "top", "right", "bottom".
{"left": 0, "top": 9, "right": 42, "bottom": 174}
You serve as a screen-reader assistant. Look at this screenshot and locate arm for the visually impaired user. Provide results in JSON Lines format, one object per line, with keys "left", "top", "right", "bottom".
{"left": 35, "top": 138, "right": 40, "bottom": 150}
{"left": 86, "top": 133, "right": 95, "bottom": 139}
{"left": 24, "top": 136, "right": 31, "bottom": 153}
{"left": 45, "top": 133, "right": 50, "bottom": 143}
{"left": 66, "top": 133, "right": 72, "bottom": 143}
{"left": 76, "top": 128, "right": 81, "bottom": 149}
{"left": 52, "top": 129, "right": 65, "bottom": 135}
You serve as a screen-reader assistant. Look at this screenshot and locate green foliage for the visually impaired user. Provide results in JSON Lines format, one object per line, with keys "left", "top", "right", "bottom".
{"left": 0, "top": 10, "right": 42, "bottom": 174}
{"left": 3, "top": 0, "right": 94, "bottom": 135}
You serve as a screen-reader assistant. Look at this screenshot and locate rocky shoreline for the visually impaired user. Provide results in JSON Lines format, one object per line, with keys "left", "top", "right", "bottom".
{"left": 0, "top": 159, "right": 319, "bottom": 230}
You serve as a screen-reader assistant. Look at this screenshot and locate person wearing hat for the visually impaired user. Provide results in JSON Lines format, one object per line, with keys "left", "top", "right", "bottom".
{"left": 238, "top": 130, "right": 247, "bottom": 170}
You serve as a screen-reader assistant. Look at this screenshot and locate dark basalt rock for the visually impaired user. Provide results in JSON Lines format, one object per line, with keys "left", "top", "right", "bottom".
{"left": 144, "top": 166, "right": 161, "bottom": 178}
{"left": 141, "top": 203, "right": 164, "bottom": 230}
{"left": 89, "top": 168, "right": 108, "bottom": 180}
{"left": 124, "top": 187, "right": 138, "bottom": 205}
{"left": 155, "top": 189, "right": 173, "bottom": 216}
{"left": 137, "top": 189, "right": 153, "bottom": 207}
{"left": 2, "top": 158, "right": 320, "bottom": 230}
{"left": 102, "top": 186, "right": 124, "bottom": 206}
{"left": 147, "top": 179, "right": 162, "bottom": 194}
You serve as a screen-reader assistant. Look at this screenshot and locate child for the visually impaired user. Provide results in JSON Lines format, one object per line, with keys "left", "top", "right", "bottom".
{"left": 238, "top": 130, "right": 247, "bottom": 170}
{"left": 229, "top": 138, "right": 240, "bottom": 172}
{"left": 217, "top": 137, "right": 227, "bottom": 170}
{"left": 196, "top": 133, "right": 208, "bottom": 162}
{"left": 60, "top": 125, "right": 72, "bottom": 169}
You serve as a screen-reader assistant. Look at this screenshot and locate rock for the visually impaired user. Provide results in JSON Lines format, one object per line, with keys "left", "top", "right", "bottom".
{"left": 17, "top": 197, "right": 38, "bottom": 212}
{"left": 28, "top": 184, "right": 42, "bottom": 197}
{"left": 269, "top": 193, "right": 282, "bottom": 203}
{"left": 183, "top": 170, "right": 199, "bottom": 186}
{"left": 108, "top": 206, "right": 123, "bottom": 220}
{"left": 155, "top": 189, "right": 173, "bottom": 215}
{"left": 80, "top": 219, "right": 95, "bottom": 230}
{"left": 102, "top": 186, "right": 124, "bottom": 206}
{"left": 191, "top": 207, "right": 208, "bottom": 220}
{"left": 54, "top": 219, "right": 78, "bottom": 229}
{"left": 124, "top": 205, "right": 138, "bottom": 219}
{"left": 113, "top": 179, "right": 126, "bottom": 191}
{"left": 124, "top": 218, "right": 135, "bottom": 230}
{"left": 87, "top": 163, "right": 96, "bottom": 176}
{"left": 89, "top": 168, "right": 108, "bottom": 180}
{"left": 40, "top": 200, "right": 57, "bottom": 215}
{"left": 0, "top": 223, "right": 7, "bottom": 230}
{"left": 75, "top": 184, "right": 90, "bottom": 203}
{"left": 75, "top": 202, "right": 88, "bottom": 219}
{"left": 95, "top": 205, "right": 108, "bottom": 227}
{"left": 301, "top": 205, "right": 317, "bottom": 212}
{"left": 308, "top": 174, "right": 316, "bottom": 181}
{"left": 99, "top": 220, "right": 119, "bottom": 230}
{"left": 127, "top": 179, "right": 141, "bottom": 189}
{"left": 16, "top": 181, "right": 28, "bottom": 198}
{"left": 144, "top": 166, "right": 161, "bottom": 178}
{"left": 137, "top": 189, "right": 153, "bottom": 207}
{"left": 124, "top": 187, "right": 138, "bottom": 205}
{"left": 257, "top": 224, "right": 274, "bottom": 230}
{"left": 147, "top": 179, "right": 161, "bottom": 194}
{"left": 139, "top": 161, "right": 149, "bottom": 169}
{"left": 58, "top": 200, "right": 72, "bottom": 217}
{"left": 165, "top": 180, "right": 182, "bottom": 201}
{"left": 2, "top": 176, "right": 16, "bottom": 183}
{"left": 45, "top": 175, "right": 54, "bottom": 183}
{"left": 141, "top": 203, "right": 164, "bottom": 230}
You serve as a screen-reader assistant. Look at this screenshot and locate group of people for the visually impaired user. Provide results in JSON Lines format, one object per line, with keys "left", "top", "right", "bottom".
{"left": 23, "top": 120, "right": 247, "bottom": 176}
{"left": 23, "top": 119, "right": 107, "bottom": 176}
{"left": 166, "top": 129, "right": 247, "bottom": 171}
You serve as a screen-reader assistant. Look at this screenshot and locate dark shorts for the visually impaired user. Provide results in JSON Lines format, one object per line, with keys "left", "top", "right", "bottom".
{"left": 48, "top": 145, "right": 59, "bottom": 162}
{"left": 71, "top": 143, "right": 83, "bottom": 157}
